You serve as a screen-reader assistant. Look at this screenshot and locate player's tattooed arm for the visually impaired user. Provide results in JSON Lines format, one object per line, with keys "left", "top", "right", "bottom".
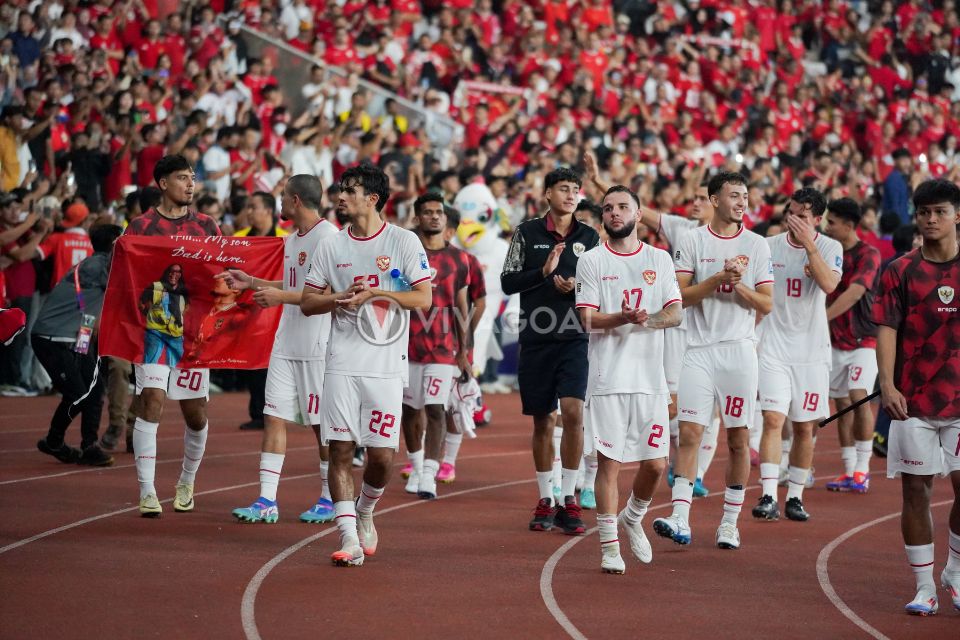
{"left": 639, "top": 300, "right": 682, "bottom": 329}
{"left": 877, "top": 325, "right": 909, "bottom": 420}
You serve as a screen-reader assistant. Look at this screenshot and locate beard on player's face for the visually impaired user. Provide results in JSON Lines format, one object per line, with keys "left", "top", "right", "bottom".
{"left": 604, "top": 219, "right": 636, "bottom": 239}
{"left": 421, "top": 227, "right": 443, "bottom": 237}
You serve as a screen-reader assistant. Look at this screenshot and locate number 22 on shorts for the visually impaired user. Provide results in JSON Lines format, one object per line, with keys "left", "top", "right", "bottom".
{"left": 369, "top": 411, "right": 396, "bottom": 437}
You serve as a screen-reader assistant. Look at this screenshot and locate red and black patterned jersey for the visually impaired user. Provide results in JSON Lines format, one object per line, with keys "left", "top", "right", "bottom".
{"left": 408, "top": 243, "right": 470, "bottom": 365}
{"left": 872, "top": 249, "right": 960, "bottom": 419}
{"left": 828, "top": 241, "right": 881, "bottom": 350}
{"left": 465, "top": 251, "right": 486, "bottom": 302}
{"left": 126, "top": 208, "right": 221, "bottom": 237}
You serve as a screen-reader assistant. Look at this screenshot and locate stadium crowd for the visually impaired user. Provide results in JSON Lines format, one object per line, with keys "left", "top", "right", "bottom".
{"left": 0, "top": 0, "right": 958, "bottom": 413}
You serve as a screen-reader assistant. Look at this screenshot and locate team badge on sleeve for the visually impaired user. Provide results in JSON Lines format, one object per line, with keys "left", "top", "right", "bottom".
{"left": 420, "top": 253, "right": 429, "bottom": 270}
{"left": 643, "top": 270, "right": 657, "bottom": 285}
{"left": 573, "top": 242, "right": 585, "bottom": 257}
{"left": 298, "top": 251, "right": 307, "bottom": 266}
{"left": 835, "top": 255, "right": 842, "bottom": 268}
{"left": 939, "top": 286, "right": 955, "bottom": 304}
{"left": 376, "top": 255, "right": 391, "bottom": 271}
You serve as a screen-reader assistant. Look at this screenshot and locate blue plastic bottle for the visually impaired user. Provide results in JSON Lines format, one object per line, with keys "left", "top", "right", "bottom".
{"left": 390, "top": 268, "right": 411, "bottom": 291}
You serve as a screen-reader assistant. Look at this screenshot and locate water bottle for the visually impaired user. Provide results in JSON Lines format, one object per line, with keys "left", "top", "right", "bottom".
{"left": 390, "top": 268, "right": 411, "bottom": 291}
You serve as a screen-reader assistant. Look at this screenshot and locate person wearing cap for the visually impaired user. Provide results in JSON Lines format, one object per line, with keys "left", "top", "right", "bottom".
{"left": 38, "top": 200, "right": 94, "bottom": 289}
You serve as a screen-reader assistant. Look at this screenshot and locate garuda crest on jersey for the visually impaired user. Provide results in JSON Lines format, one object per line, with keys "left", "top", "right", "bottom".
{"left": 642, "top": 270, "right": 657, "bottom": 285}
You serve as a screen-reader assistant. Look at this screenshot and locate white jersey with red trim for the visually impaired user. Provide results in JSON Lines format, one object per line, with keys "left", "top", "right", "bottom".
{"left": 575, "top": 242, "right": 682, "bottom": 396}
{"left": 304, "top": 222, "right": 431, "bottom": 380}
{"left": 674, "top": 224, "right": 773, "bottom": 349}
{"left": 657, "top": 213, "right": 700, "bottom": 331}
{"left": 758, "top": 232, "right": 843, "bottom": 365}
{"left": 272, "top": 219, "right": 338, "bottom": 360}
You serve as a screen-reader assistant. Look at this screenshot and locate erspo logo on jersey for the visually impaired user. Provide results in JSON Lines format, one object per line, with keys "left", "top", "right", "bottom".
{"left": 356, "top": 296, "right": 409, "bottom": 346}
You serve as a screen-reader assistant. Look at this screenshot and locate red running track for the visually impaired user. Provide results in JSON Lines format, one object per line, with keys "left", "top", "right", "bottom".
{"left": 0, "top": 392, "right": 957, "bottom": 639}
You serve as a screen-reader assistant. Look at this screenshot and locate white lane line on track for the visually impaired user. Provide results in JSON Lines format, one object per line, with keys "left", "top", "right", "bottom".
{"left": 815, "top": 499, "right": 953, "bottom": 640}
{"left": 0, "top": 450, "right": 529, "bottom": 556}
{"left": 241, "top": 477, "right": 533, "bottom": 640}
{"left": 0, "top": 445, "right": 319, "bottom": 486}
{"left": 0, "top": 472, "right": 317, "bottom": 555}
{"left": 0, "top": 429, "right": 259, "bottom": 454}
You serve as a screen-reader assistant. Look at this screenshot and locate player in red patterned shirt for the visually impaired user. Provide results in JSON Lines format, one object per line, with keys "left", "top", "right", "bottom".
{"left": 400, "top": 193, "right": 470, "bottom": 500}
{"left": 123, "top": 154, "right": 221, "bottom": 518}
{"left": 874, "top": 179, "right": 960, "bottom": 616}
{"left": 823, "top": 198, "right": 882, "bottom": 493}
{"left": 438, "top": 206, "right": 487, "bottom": 483}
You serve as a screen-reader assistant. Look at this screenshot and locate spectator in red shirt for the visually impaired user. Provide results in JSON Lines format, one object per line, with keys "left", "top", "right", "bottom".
{"left": 137, "top": 19, "right": 165, "bottom": 70}
{"left": 137, "top": 124, "right": 166, "bottom": 188}
{"left": 39, "top": 202, "right": 94, "bottom": 288}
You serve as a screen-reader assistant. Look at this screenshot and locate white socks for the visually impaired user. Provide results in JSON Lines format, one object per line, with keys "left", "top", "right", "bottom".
{"left": 408, "top": 449, "right": 424, "bottom": 476}
{"left": 536, "top": 471, "right": 553, "bottom": 501}
{"left": 423, "top": 458, "right": 440, "bottom": 480}
{"left": 583, "top": 454, "right": 598, "bottom": 491}
{"left": 786, "top": 467, "right": 809, "bottom": 500}
{"left": 319, "top": 460, "right": 331, "bottom": 500}
{"left": 560, "top": 467, "right": 578, "bottom": 500}
{"left": 760, "top": 462, "right": 779, "bottom": 500}
{"left": 721, "top": 487, "right": 745, "bottom": 526}
{"left": 356, "top": 481, "right": 384, "bottom": 514}
{"left": 334, "top": 500, "right": 358, "bottom": 544}
{"left": 841, "top": 446, "right": 856, "bottom": 476}
{"left": 670, "top": 479, "right": 694, "bottom": 521}
{"left": 597, "top": 513, "right": 618, "bottom": 550}
{"left": 259, "top": 452, "right": 284, "bottom": 501}
{"left": 948, "top": 530, "right": 960, "bottom": 574}
{"left": 133, "top": 418, "right": 159, "bottom": 499}
{"left": 854, "top": 440, "right": 872, "bottom": 475}
{"left": 905, "top": 543, "right": 936, "bottom": 592}
{"left": 179, "top": 423, "right": 208, "bottom": 484}
{"left": 443, "top": 432, "right": 463, "bottom": 465}
{"left": 622, "top": 494, "right": 651, "bottom": 524}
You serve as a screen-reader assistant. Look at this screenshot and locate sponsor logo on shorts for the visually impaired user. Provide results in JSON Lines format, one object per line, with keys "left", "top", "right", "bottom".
{"left": 900, "top": 459, "right": 924, "bottom": 466}
{"left": 298, "top": 251, "right": 307, "bottom": 266}
{"left": 681, "top": 408, "right": 697, "bottom": 415}
{"left": 331, "top": 426, "right": 349, "bottom": 433}
{"left": 642, "top": 270, "right": 657, "bottom": 285}
{"left": 376, "top": 255, "right": 391, "bottom": 271}
{"left": 265, "top": 403, "right": 278, "bottom": 410}
{"left": 598, "top": 439, "right": 613, "bottom": 448}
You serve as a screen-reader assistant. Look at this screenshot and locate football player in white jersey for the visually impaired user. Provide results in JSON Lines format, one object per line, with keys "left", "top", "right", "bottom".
{"left": 653, "top": 171, "right": 773, "bottom": 550}
{"left": 576, "top": 186, "right": 682, "bottom": 574}
{"left": 586, "top": 152, "right": 720, "bottom": 496}
{"left": 301, "top": 164, "right": 432, "bottom": 567}
{"left": 219, "top": 175, "right": 339, "bottom": 525}
{"left": 753, "top": 188, "right": 842, "bottom": 523}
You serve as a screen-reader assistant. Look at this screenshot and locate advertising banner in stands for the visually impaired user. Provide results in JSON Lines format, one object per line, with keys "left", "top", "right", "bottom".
{"left": 99, "top": 235, "right": 284, "bottom": 369}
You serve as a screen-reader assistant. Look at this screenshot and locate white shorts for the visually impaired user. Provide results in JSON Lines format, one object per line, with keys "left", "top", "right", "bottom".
{"left": 664, "top": 327, "right": 687, "bottom": 395}
{"left": 677, "top": 341, "right": 757, "bottom": 428}
{"left": 759, "top": 357, "right": 830, "bottom": 422}
{"left": 264, "top": 355, "right": 325, "bottom": 426}
{"left": 887, "top": 417, "right": 960, "bottom": 478}
{"left": 320, "top": 374, "right": 404, "bottom": 450}
{"left": 585, "top": 393, "right": 670, "bottom": 463}
{"left": 135, "top": 363, "right": 209, "bottom": 400}
{"left": 829, "top": 348, "right": 877, "bottom": 398}
{"left": 403, "top": 362, "right": 458, "bottom": 410}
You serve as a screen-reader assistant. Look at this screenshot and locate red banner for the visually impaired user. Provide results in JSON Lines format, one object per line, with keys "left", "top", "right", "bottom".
{"left": 99, "top": 235, "right": 284, "bottom": 369}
